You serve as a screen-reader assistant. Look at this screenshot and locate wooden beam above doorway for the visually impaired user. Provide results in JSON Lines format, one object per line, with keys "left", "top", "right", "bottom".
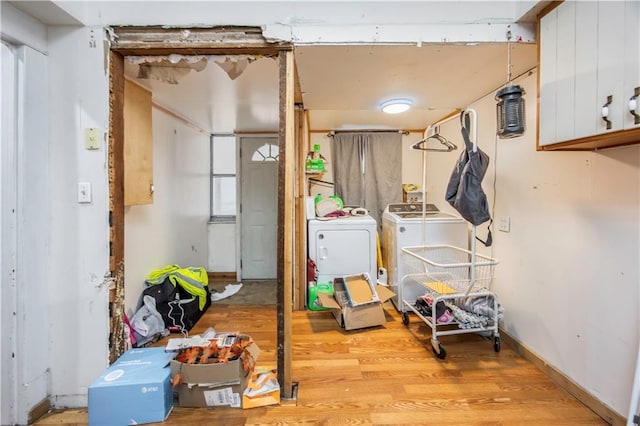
{"left": 109, "top": 26, "right": 292, "bottom": 56}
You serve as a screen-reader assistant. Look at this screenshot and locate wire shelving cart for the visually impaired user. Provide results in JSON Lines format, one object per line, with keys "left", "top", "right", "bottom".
{"left": 400, "top": 244, "right": 500, "bottom": 360}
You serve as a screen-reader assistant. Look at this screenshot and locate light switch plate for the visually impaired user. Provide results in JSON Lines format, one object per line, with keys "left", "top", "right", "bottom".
{"left": 498, "top": 216, "right": 510, "bottom": 232}
{"left": 78, "top": 182, "right": 92, "bottom": 203}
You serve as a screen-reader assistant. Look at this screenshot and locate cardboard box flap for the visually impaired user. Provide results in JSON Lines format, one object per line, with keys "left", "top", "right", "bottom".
{"left": 375, "top": 285, "right": 395, "bottom": 303}
{"left": 343, "top": 274, "right": 379, "bottom": 306}
{"left": 317, "top": 292, "right": 341, "bottom": 310}
{"left": 91, "top": 348, "right": 175, "bottom": 388}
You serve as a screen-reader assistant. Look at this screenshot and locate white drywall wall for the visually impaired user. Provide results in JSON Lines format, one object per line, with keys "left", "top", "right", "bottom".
{"left": 207, "top": 222, "right": 236, "bottom": 272}
{"left": 423, "top": 69, "right": 640, "bottom": 417}
{"left": 47, "top": 26, "right": 110, "bottom": 408}
{"left": 124, "top": 108, "right": 210, "bottom": 316}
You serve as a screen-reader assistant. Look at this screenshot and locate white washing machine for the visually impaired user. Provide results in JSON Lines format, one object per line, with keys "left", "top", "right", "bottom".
{"left": 382, "top": 203, "right": 468, "bottom": 312}
{"left": 308, "top": 215, "right": 378, "bottom": 285}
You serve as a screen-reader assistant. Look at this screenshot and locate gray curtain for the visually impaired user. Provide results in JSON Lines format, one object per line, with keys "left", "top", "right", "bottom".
{"left": 332, "top": 132, "right": 402, "bottom": 227}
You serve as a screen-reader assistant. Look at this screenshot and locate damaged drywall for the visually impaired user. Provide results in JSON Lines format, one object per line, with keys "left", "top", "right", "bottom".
{"left": 128, "top": 54, "right": 261, "bottom": 84}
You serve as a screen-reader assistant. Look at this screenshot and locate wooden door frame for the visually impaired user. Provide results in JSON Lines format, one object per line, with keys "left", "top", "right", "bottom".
{"left": 107, "top": 26, "right": 301, "bottom": 399}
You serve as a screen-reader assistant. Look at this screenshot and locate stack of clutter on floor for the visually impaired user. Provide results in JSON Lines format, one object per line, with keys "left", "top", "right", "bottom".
{"left": 88, "top": 329, "right": 280, "bottom": 424}
{"left": 168, "top": 328, "right": 279, "bottom": 409}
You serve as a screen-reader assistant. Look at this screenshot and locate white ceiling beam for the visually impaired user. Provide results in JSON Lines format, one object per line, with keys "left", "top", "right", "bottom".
{"left": 264, "top": 22, "right": 536, "bottom": 45}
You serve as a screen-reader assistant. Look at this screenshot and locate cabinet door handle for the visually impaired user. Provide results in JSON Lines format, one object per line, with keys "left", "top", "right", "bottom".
{"left": 601, "top": 95, "right": 613, "bottom": 130}
{"left": 630, "top": 87, "right": 640, "bottom": 125}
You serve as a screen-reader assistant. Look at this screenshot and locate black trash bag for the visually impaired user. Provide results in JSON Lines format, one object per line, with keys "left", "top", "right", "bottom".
{"left": 445, "top": 112, "right": 492, "bottom": 246}
{"left": 142, "top": 278, "right": 211, "bottom": 333}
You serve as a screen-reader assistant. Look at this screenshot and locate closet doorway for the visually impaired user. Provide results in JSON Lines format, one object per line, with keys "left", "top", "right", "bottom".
{"left": 109, "top": 27, "right": 299, "bottom": 399}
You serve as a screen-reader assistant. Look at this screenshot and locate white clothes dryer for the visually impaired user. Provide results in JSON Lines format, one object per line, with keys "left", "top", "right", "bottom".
{"left": 308, "top": 215, "right": 378, "bottom": 285}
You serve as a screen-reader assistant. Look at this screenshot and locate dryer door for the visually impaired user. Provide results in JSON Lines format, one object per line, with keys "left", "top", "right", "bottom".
{"left": 310, "top": 228, "right": 375, "bottom": 280}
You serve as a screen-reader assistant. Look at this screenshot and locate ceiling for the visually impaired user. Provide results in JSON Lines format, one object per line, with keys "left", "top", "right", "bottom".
{"left": 124, "top": 42, "right": 538, "bottom": 134}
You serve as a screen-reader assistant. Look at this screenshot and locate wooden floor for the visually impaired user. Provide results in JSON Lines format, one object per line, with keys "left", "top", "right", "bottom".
{"left": 35, "top": 303, "right": 607, "bottom": 425}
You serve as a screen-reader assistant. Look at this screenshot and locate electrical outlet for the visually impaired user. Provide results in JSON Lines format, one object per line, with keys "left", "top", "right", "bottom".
{"left": 498, "top": 216, "right": 510, "bottom": 232}
{"left": 84, "top": 127, "right": 100, "bottom": 150}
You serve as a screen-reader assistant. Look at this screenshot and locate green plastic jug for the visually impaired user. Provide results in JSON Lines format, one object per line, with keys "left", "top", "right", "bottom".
{"left": 308, "top": 282, "right": 335, "bottom": 311}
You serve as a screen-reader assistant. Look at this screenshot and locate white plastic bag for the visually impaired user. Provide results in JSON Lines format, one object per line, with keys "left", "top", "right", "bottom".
{"left": 130, "top": 295, "right": 167, "bottom": 346}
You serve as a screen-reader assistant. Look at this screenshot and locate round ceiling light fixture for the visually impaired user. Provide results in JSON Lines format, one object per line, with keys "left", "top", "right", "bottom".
{"left": 380, "top": 98, "right": 413, "bottom": 114}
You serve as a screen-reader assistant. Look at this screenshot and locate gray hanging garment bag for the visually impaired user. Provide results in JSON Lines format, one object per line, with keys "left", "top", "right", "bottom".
{"left": 445, "top": 112, "right": 492, "bottom": 246}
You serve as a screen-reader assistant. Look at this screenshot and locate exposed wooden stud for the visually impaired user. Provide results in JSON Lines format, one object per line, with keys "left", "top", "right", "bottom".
{"left": 108, "top": 51, "right": 126, "bottom": 363}
{"left": 293, "top": 55, "right": 304, "bottom": 105}
{"left": 294, "top": 104, "right": 306, "bottom": 310}
{"left": 305, "top": 110, "right": 312, "bottom": 153}
{"left": 277, "top": 49, "right": 295, "bottom": 400}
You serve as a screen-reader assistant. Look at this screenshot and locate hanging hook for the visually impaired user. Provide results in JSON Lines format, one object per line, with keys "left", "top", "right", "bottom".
{"left": 411, "top": 131, "right": 457, "bottom": 152}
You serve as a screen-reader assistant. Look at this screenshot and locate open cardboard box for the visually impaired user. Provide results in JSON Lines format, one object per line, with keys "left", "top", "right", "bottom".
{"left": 170, "top": 340, "right": 260, "bottom": 408}
{"left": 317, "top": 274, "right": 395, "bottom": 331}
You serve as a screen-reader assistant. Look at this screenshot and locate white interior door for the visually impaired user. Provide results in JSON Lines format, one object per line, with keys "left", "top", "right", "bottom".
{"left": 240, "top": 136, "right": 278, "bottom": 279}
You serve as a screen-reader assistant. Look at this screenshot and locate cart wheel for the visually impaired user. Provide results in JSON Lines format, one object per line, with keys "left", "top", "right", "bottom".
{"left": 402, "top": 312, "right": 409, "bottom": 326}
{"left": 494, "top": 335, "right": 501, "bottom": 353}
{"left": 431, "top": 343, "right": 447, "bottom": 360}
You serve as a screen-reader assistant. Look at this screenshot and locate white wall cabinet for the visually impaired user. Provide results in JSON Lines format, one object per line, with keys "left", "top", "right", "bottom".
{"left": 538, "top": 0, "right": 640, "bottom": 150}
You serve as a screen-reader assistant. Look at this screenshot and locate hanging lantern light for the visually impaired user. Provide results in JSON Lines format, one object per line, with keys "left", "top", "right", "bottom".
{"left": 495, "top": 28, "right": 526, "bottom": 139}
{"left": 496, "top": 85, "right": 525, "bottom": 138}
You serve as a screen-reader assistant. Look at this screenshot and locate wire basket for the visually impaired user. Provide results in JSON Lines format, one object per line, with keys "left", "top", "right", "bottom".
{"left": 401, "top": 245, "right": 498, "bottom": 295}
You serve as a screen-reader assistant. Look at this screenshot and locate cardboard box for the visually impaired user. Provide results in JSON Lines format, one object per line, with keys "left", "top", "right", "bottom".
{"left": 88, "top": 347, "right": 175, "bottom": 426}
{"left": 242, "top": 368, "right": 280, "bottom": 409}
{"left": 403, "top": 190, "right": 423, "bottom": 203}
{"left": 402, "top": 184, "right": 423, "bottom": 203}
{"left": 317, "top": 276, "right": 396, "bottom": 330}
{"left": 170, "top": 341, "right": 260, "bottom": 408}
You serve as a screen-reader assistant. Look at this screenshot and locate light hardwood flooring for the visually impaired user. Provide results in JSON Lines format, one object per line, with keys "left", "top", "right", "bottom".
{"left": 35, "top": 303, "right": 607, "bottom": 425}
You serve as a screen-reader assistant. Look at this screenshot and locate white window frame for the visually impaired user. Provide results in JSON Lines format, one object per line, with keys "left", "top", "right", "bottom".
{"left": 209, "top": 133, "right": 237, "bottom": 222}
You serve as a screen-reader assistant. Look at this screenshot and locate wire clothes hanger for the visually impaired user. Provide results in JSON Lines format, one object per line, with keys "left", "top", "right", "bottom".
{"left": 411, "top": 126, "right": 457, "bottom": 152}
